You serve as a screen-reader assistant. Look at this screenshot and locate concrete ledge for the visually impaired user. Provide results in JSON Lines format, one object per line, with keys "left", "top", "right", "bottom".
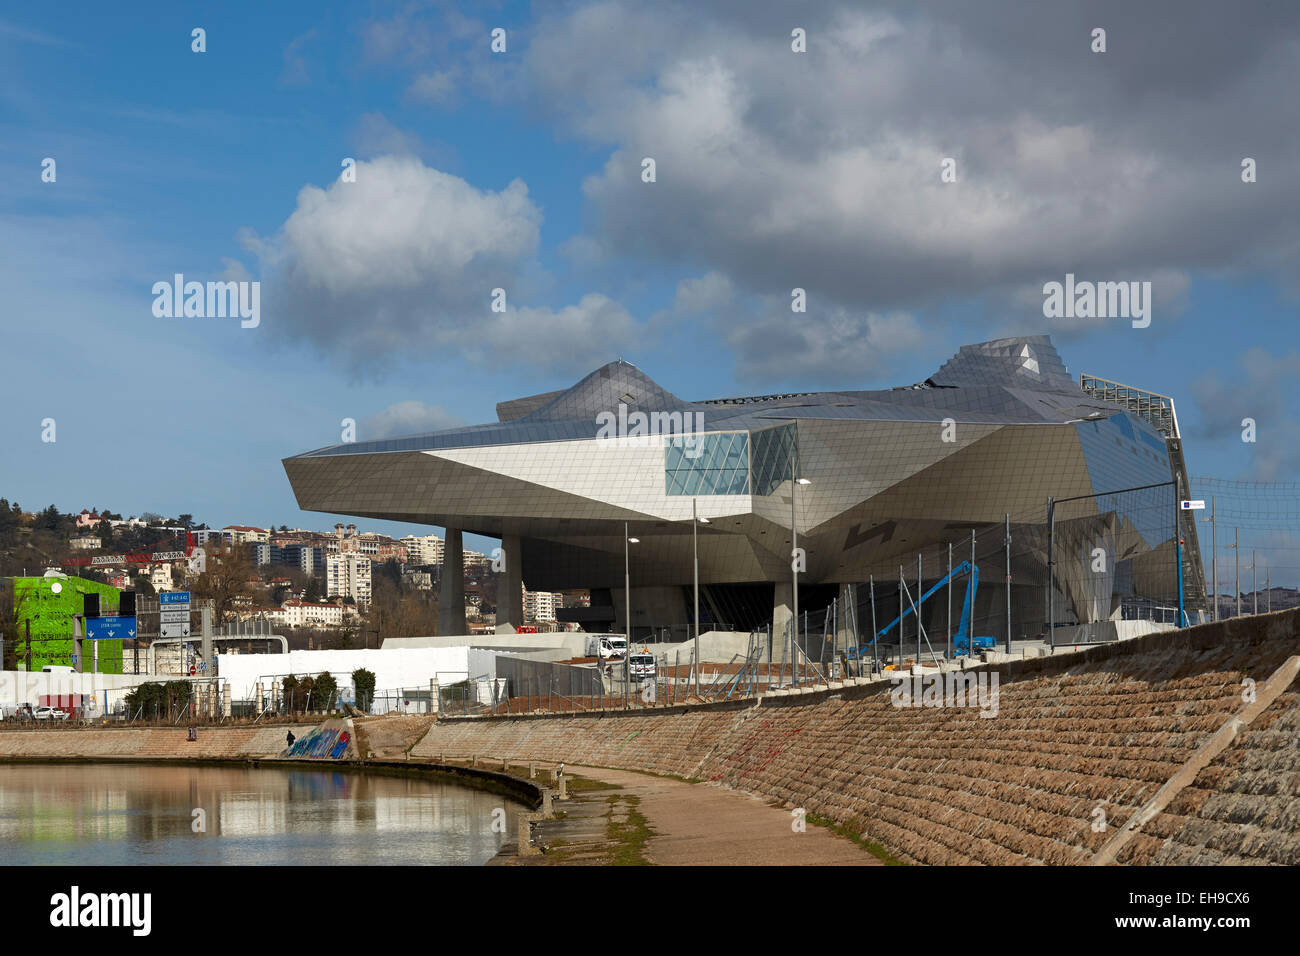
{"left": 0, "top": 752, "right": 545, "bottom": 812}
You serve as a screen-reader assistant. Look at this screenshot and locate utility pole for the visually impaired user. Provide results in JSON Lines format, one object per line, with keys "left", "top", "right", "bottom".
{"left": 1047, "top": 498, "right": 1056, "bottom": 649}
{"left": 1004, "top": 513, "right": 1012, "bottom": 653}
{"left": 1252, "top": 550, "right": 1257, "bottom": 615}
{"left": 1206, "top": 497, "right": 1217, "bottom": 622}
{"left": 692, "top": 498, "right": 701, "bottom": 697}
{"left": 1175, "top": 474, "right": 1184, "bottom": 628}
{"left": 869, "top": 574, "right": 878, "bottom": 676}
{"left": 624, "top": 522, "right": 632, "bottom": 709}
{"left": 969, "top": 529, "right": 976, "bottom": 656}
{"left": 789, "top": 462, "right": 810, "bottom": 687}
{"left": 947, "top": 542, "right": 953, "bottom": 660}
{"left": 916, "top": 554, "right": 922, "bottom": 667}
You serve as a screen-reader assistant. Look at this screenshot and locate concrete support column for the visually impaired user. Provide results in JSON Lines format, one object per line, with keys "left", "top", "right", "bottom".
{"left": 438, "top": 528, "right": 466, "bottom": 636}
{"left": 497, "top": 534, "right": 524, "bottom": 632}
{"left": 222, "top": 685, "right": 231, "bottom": 718}
{"left": 773, "top": 581, "right": 794, "bottom": 643}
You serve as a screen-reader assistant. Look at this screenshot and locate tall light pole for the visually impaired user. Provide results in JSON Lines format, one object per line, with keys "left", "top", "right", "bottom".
{"left": 1202, "top": 498, "right": 1216, "bottom": 622}
{"left": 791, "top": 469, "right": 811, "bottom": 688}
{"left": 623, "top": 523, "right": 639, "bottom": 708}
{"left": 692, "top": 500, "right": 708, "bottom": 697}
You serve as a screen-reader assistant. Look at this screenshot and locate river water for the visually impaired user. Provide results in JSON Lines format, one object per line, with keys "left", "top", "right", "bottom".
{"left": 0, "top": 763, "right": 520, "bottom": 865}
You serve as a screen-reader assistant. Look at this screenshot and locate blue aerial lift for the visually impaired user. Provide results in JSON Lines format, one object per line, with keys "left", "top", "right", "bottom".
{"left": 847, "top": 559, "right": 997, "bottom": 661}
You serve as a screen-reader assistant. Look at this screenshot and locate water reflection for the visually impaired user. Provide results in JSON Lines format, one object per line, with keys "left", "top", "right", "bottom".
{"left": 0, "top": 764, "right": 519, "bottom": 865}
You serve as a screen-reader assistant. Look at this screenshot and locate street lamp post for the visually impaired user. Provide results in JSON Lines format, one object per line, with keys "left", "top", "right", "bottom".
{"left": 1203, "top": 498, "right": 1216, "bottom": 622}
{"left": 791, "top": 465, "right": 811, "bottom": 688}
{"left": 623, "top": 523, "right": 639, "bottom": 708}
{"left": 692, "top": 500, "right": 708, "bottom": 697}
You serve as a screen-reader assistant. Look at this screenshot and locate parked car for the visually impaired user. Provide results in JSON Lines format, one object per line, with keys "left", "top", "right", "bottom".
{"left": 33, "top": 706, "right": 69, "bottom": 721}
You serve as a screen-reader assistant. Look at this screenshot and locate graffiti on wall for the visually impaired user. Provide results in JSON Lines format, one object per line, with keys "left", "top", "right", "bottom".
{"left": 286, "top": 728, "right": 351, "bottom": 759}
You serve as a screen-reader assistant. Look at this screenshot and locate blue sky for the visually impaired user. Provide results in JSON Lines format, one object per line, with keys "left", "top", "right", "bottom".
{"left": 2, "top": 1, "right": 1298, "bottom": 581}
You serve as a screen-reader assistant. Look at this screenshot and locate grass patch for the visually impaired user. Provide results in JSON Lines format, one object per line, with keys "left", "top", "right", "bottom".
{"left": 805, "top": 812, "right": 905, "bottom": 865}
{"left": 606, "top": 794, "right": 654, "bottom": 865}
{"left": 565, "top": 775, "right": 621, "bottom": 793}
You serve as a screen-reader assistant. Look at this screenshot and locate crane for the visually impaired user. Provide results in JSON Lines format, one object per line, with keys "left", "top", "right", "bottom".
{"left": 848, "top": 559, "right": 996, "bottom": 660}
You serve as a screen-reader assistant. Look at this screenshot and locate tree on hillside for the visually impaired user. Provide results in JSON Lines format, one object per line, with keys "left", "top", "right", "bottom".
{"left": 0, "top": 499, "right": 20, "bottom": 548}
{"left": 191, "top": 542, "right": 256, "bottom": 625}
{"left": 365, "top": 573, "right": 437, "bottom": 638}
{"left": 37, "top": 505, "right": 62, "bottom": 532}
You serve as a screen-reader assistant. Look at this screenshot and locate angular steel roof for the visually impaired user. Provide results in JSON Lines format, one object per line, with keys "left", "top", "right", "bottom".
{"left": 288, "top": 335, "right": 1124, "bottom": 460}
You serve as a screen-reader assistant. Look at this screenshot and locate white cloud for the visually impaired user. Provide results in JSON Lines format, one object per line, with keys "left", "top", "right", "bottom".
{"left": 499, "top": 1, "right": 1300, "bottom": 331}
{"left": 725, "top": 304, "right": 925, "bottom": 383}
{"left": 276, "top": 155, "right": 539, "bottom": 295}
{"left": 408, "top": 70, "right": 459, "bottom": 105}
{"left": 362, "top": 401, "right": 463, "bottom": 438}
{"left": 673, "top": 272, "right": 733, "bottom": 314}
{"left": 280, "top": 30, "right": 315, "bottom": 87}
{"left": 1190, "top": 348, "right": 1300, "bottom": 480}
{"left": 246, "top": 156, "right": 641, "bottom": 371}
{"left": 438, "top": 293, "right": 639, "bottom": 373}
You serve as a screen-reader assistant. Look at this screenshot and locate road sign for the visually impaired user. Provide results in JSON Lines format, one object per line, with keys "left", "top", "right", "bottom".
{"left": 159, "top": 591, "right": 192, "bottom": 606}
{"left": 85, "top": 616, "right": 137, "bottom": 641}
{"left": 1181, "top": 500, "right": 1206, "bottom": 510}
{"left": 162, "top": 621, "right": 191, "bottom": 638}
{"left": 160, "top": 609, "right": 190, "bottom": 624}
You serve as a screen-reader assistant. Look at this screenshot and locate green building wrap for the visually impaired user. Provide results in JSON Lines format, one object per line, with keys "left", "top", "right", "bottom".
{"left": 9, "top": 576, "right": 124, "bottom": 673}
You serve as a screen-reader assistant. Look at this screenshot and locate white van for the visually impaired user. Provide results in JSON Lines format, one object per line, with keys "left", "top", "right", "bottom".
{"left": 584, "top": 635, "right": 628, "bottom": 661}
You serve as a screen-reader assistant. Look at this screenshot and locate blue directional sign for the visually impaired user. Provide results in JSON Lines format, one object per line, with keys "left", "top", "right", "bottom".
{"left": 159, "top": 591, "right": 191, "bottom": 606}
{"left": 86, "top": 616, "right": 137, "bottom": 640}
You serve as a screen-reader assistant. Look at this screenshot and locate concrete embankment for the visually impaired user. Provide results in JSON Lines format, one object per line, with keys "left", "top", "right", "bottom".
{"left": 0, "top": 723, "right": 320, "bottom": 761}
{"left": 414, "top": 609, "right": 1300, "bottom": 866}
{"left": 0, "top": 721, "right": 545, "bottom": 814}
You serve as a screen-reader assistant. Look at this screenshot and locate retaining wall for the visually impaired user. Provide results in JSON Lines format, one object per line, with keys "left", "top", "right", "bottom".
{"left": 0, "top": 723, "right": 318, "bottom": 760}
{"left": 414, "top": 609, "right": 1300, "bottom": 865}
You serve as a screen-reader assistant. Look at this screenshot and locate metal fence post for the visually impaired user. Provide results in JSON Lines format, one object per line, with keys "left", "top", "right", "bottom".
{"left": 969, "top": 529, "right": 976, "bottom": 655}
{"left": 916, "top": 554, "right": 922, "bottom": 667}
{"left": 869, "top": 574, "right": 878, "bottom": 676}
{"left": 1005, "top": 513, "right": 1011, "bottom": 653}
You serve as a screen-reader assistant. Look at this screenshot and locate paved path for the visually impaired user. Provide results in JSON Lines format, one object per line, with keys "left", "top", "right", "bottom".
{"left": 570, "top": 766, "right": 882, "bottom": 866}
